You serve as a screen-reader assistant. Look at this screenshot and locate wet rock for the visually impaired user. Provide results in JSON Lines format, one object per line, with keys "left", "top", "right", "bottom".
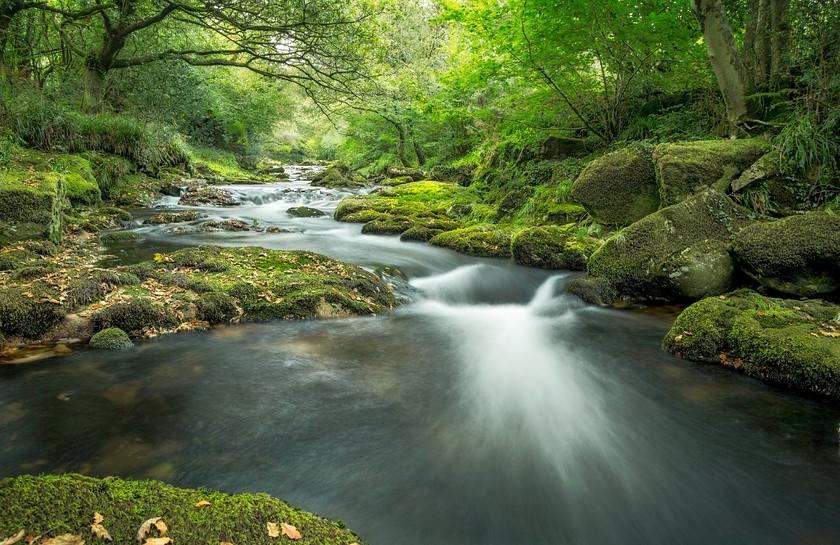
{"left": 587, "top": 189, "right": 753, "bottom": 301}
{"left": 571, "top": 145, "right": 660, "bottom": 226}
{"left": 159, "top": 184, "right": 184, "bottom": 197}
{"left": 385, "top": 166, "right": 425, "bottom": 181}
{"left": 100, "top": 231, "right": 143, "bottom": 244}
{"left": 566, "top": 277, "right": 617, "bottom": 307}
{"left": 178, "top": 186, "right": 239, "bottom": 206}
{"left": 430, "top": 226, "right": 513, "bottom": 258}
{"left": 286, "top": 206, "right": 325, "bottom": 218}
{"left": 732, "top": 213, "right": 840, "bottom": 298}
{"left": 144, "top": 211, "right": 203, "bottom": 224}
{"left": 663, "top": 289, "right": 840, "bottom": 397}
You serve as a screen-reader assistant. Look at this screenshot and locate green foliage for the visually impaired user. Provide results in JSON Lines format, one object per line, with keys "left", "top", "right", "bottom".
{"left": 773, "top": 110, "right": 840, "bottom": 207}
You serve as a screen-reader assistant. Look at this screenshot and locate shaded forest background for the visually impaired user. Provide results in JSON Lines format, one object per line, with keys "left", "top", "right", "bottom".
{"left": 0, "top": 0, "right": 838, "bottom": 209}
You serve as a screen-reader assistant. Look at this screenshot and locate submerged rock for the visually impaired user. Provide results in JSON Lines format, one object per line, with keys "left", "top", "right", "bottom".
{"left": 587, "top": 189, "right": 753, "bottom": 301}
{"left": 571, "top": 146, "right": 659, "bottom": 226}
{"left": 732, "top": 213, "right": 840, "bottom": 298}
{"left": 664, "top": 289, "right": 840, "bottom": 397}
{"left": 286, "top": 206, "right": 326, "bottom": 218}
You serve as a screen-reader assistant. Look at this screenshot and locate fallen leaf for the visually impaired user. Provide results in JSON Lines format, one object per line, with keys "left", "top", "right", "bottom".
{"left": 93, "top": 513, "right": 104, "bottom": 524}
{"left": 674, "top": 334, "right": 683, "bottom": 342}
{"left": 90, "top": 524, "right": 112, "bottom": 541}
{"left": 102, "top": 476, "right": 114, "bottom": 482}
{"left": 194, "top": 500, "right": 211, "bottom": 507}
{"left": 280, "top": 523, "right": 301, "bottom": 540}
{"left": 42, "top": 535, "right": 84, "bottom": 545}
{"left": 142, "top": 539, "right": 172, "bottom": 545}
{"left": 821, "top": 330, "right": 840, "bottom": 337}
{"left": 267, "top": 522, "right": 280, "bottom": 538}
{"left": 811, "top": 333, "right": 820, "bottom": 337}
{"left": 136, "top": 517, "right": 162, "bottom": 541}
{"left": 220, "top": 542, "right": 234, "bottom": 545}
{"left": 153, "top": 521, "right": 167, "bottom": 536}
{"left": 0, "top": 530, "right": 25, "bottom": 545}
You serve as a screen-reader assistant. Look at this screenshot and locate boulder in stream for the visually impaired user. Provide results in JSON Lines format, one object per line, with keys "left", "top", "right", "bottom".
{"left": 178, "top": 186, "right": 239, "bottom": 206}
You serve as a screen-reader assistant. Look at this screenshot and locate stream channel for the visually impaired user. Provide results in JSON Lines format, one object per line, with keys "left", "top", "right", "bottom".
{"left": 3, "top": 166, "right": 840, "bottom": 544}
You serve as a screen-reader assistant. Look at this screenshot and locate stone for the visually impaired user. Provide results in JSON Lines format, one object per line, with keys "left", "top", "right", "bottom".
{"left": 511, "top": 225, "right": 600, "bottom": 271}
{"left": 654, "top": 138, "right": 771, "bottom": 206}
{"left": 587, "top": 189, "right": 753, "bottom": 301}
{"left": 571, "top": 146, "right": 660, "bottom": 226}
{"left": 732, "top": 213, "right": 840, "bottom": 297}
{"left": 89, "top": 327, "right": 133, "bottom": 350}
{"left": 178, "top": 186, "right": 239, "bottom": 206}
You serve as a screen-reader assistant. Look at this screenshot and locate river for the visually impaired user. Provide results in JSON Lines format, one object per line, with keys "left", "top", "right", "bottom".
{"left": 2, "top": 166, "right": 840, "bottom": 544}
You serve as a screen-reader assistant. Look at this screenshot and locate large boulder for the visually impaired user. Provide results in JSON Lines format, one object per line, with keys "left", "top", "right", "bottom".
{"left": 0, "top": 171, "right": 66, "bottom": 245}
{"left": 654, "top": 138, "right": 771, "bottom": 206}
{"left": 732, "top": 213, "right": 840, "bottom": 298}
{"left": 571, "top": 146, "right": 660, "bottom": 226}
{"left": 310, "top": 163, "right": 366, "bottom": 188}
{"left": 663, "top": 290, "right": 840, "bottom": 397}
{"left": 511, "top": 225, "right": 600, "bottom": 271}
{"left": 430, "top": 226, "right": 512, "bottom": 258}
{"left": 179, "top": 186, "right": 239, "bottom": 206}
{"left": 385, "top": 166, "right": 425, "bottom": 181}
{"left": 587, "top": 189, "right": 754, "bottom": 301}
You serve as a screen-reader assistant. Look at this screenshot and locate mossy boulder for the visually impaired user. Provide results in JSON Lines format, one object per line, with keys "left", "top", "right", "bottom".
{"left": 571, "top": 146, "right": 660, "bottom": 226}
{"left": 385, "top": 166, "right": 425, "bottom": 181}
{"left": 587, "top": 189, "right": 754, "bottom": 301}
{"left": 310, "top": 163, "right": 365, "bottom": 188}
{"left": 179, "top": 186, "right": 240, "bottom": 206}
{"left": 92, "top": 297, "right": 180, "bottom": 335}
{"left": 287, "top": 206, "right": 326, "bottom": 218}
{"left": 731, "top": 213, "right": 840, "bottom": 298}
{"left": 0, "top": 283, "right": 66, "bottom": 339}
{"left": 566, "top": 276, "right": 617, "bottom": 307}
{"left": 430, "top": 225, "right": 512, "bottom": 258}
{"left": 89, "top": 327, "right": 133, "bottom": 349}
{"left": 664, "top": 290, "right": 840, "bottom": 397}
{"left": 511, "top": 225, "right": 601, "bottom": 271}
{"left": 195, "top": 291, "right": 238, "bottom": 324}
{"left": 0, "top": 169, "right": 66, "bottom": 244}
{"left": 428, "top": 164, "right": 476, "bottom": 186}
{"left": 58, "top": 155, "right": 102, "bottom": 207}
{"left": 144, "top": 210, "right": 203, "bottom": 224}
{"left": 379, "top": 175, "right": 414, "bottom": 186}
{"left": 0, "top": 474, "right": 368, "bottom": 545}
{"left": 654, "top": 138, "right": 771, "bottom": 206}
{"left": 100, "top": 231, "right": 143, "bottom": 244}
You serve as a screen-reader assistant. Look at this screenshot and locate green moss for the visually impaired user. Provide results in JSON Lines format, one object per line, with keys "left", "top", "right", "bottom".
{"left": 11, "top": 262, "right": 60, "bottom": 281}
{"left": 0, "top": 166, "right": 65, "bottom": 244}
{"left": 100, "top": 231, "right": 143, "bottom": 244}
{"left": 92, "top": 297, "right": 179, "bottom": 335}
{"left": 430, "top": 225, "right": 513, "bottom": 258}
{"left": 0, "top": 249, "right": 40, "bottom": 270}
{"left": 0, "top": 474, "right": 367, "bottom": 545}
{"left": 566, "top": 277, "right": 617, "bottom": 307}
{"left": 196, "top": 292, "right": 238, "bottom": 324}
{"left": 571, "top": 146, "right": 659, "bottom": 226}
{"left": 0, "top": 283, "right": 66, "bottom": 339}
{"left": 287, "top": 206, "right": 326, "bottom": 218}
{"left": 89, "top": 327, "right": 133, "bottom": 349}
{"left": 654, "top": 138, "right": 771, "bottom": 206}
{"left": 361, "top": 217, "right": 414, "bottom": 235}
{"left": 144, "top": 210, "right": 202, "bottom": 224}
{"left": 731, "top": 213, "right": 840, "bottom": 297}
{"left": 664, "top": 290, "right": 840, "bottom": 396}
{"left": 511, "top": 225, "right": 601, "bottom": 270}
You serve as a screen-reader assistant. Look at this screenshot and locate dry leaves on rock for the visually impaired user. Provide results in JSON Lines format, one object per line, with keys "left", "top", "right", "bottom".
{"left": 142, "top": 538, "right": 172, "bottom": 545}
{"left": 280, "top": 523, "right": 301, "bottom": 540}
{"left": 136, "top": 517, "right": 161, "bottom": 542}
{"left": 42, "top": 535, "right": 85, "bottom": 545}
{"left": 194, "top": 500, "right": 211, "bottom": 507}
{"left": 266, "top": 522, "right": 279, "bottom": 538}
{"left": 90, "top": 525, "right": 111, "bottom": 542}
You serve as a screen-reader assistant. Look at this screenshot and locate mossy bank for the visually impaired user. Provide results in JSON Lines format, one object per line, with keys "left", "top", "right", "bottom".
{"left": 0, "top": 474, "right": 366, "bottom": 544}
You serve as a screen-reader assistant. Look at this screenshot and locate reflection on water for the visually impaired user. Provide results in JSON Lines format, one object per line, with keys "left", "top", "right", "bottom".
{"left": 3, "top": 168, "right": 840, "bottom": 545}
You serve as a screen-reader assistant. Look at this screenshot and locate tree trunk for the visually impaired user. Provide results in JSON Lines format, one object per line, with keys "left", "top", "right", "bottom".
{"left": 769, "top": 0, "right": 791, "bottom": 86}
{"left": 413, "top": 140, "right": 426, "bottom": 166}
{"left": 83, "top": 63, "right": 106, "bottom": 113}
{"left": 691, "top": 0, "right": 751, "bottom": 125}
{"left": 753, "top": 0, "right": 770, "bottom": 88}
{"left": 393, "top": 121, "right": 411, "bottom": 167}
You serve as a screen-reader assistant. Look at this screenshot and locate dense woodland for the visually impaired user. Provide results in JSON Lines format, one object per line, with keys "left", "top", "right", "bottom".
{"left": 0, "top": 0, "right": 837, "bottom": 208}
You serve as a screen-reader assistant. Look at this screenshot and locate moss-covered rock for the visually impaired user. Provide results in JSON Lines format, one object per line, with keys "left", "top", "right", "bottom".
{"left": 57, "top": 155, "right": 102, "bottom": 207}
{"left": 361, "top": 217, "right": 414, "bottom": 235}
{"left": 0, "top": 283, "right": 66, "bottom": 339}
{"left": 566, "top": 276, "right": 617, "bottom": 307}
{"left": 144, "top": 210, "right": 203, "bottom": 224}
{"left": 195, "top": 291, "right": 238, "bottom": 324}
{"left": 664, "top": 290, "right": 840, "bottom": 397}
{"left": 92, "top": 297, "right": 180, "bottom": 335}
{"left": 511, "top": 225, "right": 600, "bottom": 271}
{"left": 310, "top": 163, "right": 366, "bottom": 188}
{"left": 0, "top": 474, "right": 368, "bottom": 545}
{"left": 379, "top": 175, "right": 414, "bottom": 186}
{"left": 179, "top": 186, "right": 240, "bottom": 206}
{"left": 286, "top": 206, "right": 326, "bottom": 218}
{"left": 428, "top": 164, "right": 476, "bottom": 186}
{"left": 731, "top": 213, "right": 840, "bottom": 298}
{"left": 587, "top": 189, "right": 754, "bottom": 301}
{"left": 430, "top": 225, "right": 513, "bottom": 258}
{"left": 571, "top": 146, "right": 660, "bottom": 226}
{"left": 100, "top": 231, "right": 143, "bottom": 243}
{"left": 654, "top": 138, "right": 771, "bottom": 206}
{"left": 0, "top": 168, "right": 66, "bottom": 244}
{"left": 89, "top": 326, "right": 133, "bottom": 349}
{"left": 385, "top": 166, "right": 425, "bottom": 181}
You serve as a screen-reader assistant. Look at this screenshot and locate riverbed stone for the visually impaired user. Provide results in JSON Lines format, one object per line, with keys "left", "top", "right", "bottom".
{"left": 430, "top": 225, "right": 512, "bottom": 258}
{"left": 385, "top": 166, "right": 425, "bottom": 181}
{"left": 511, "top": 225, "right": 600, "bottom": 271}
{"left": 287, "top": 206, "right": 325, "bottom": 218}
{"left": 654, "top": 138, "right": 771, "bottom": 206}
{"left": 571, "top": 146, "right": 660, "bottom": 226}
{"left": 566, "top": 276, "right": 617, "bottom": 307}
{"left": 664, "top": 289, "right": 840, "bottom": 397}
{"left": 587, "top": 189, "right": 754, "bottom": 301}
{"left": 732, "top": 213, "right": 840, "bottom": 298}
{"left": 144, "top": 211, "right": 203, "bottom": 224}
{"left": 179, "top": 186, "right": 239, "bottom": 206}
{"left": 89, "top": 327, "right": 133, "bottom": 349}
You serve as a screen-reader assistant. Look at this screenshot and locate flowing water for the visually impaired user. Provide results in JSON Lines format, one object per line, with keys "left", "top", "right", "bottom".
{"left": 3, "top": 167, "right": 840, "bottom": 544}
